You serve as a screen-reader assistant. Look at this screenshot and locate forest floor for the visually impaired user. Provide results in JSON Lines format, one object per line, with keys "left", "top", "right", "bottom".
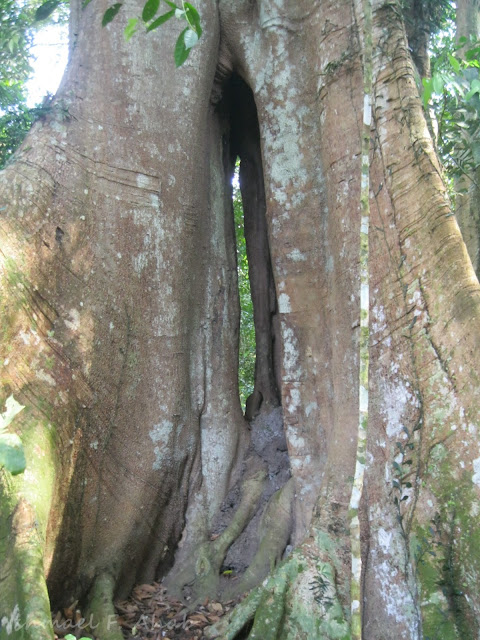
{"left": 116, "top": 582, "right": 239, "bottom": 640}
{"left": 52, "top": 582, "right": 241, "bottom": 639}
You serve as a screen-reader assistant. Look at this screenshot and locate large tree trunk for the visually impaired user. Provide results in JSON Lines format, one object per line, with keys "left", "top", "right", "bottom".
{"left": 1, "top": 0, "right": 480, "bottom": 639}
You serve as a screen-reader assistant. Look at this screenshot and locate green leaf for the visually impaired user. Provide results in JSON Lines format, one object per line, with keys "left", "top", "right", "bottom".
{"left": 448, "top": 54, "right": 461, "bottom": 74}
{"left": 432, "top": 73, "right": 444, "bottom": 95}
{"left": 465, "top": 78, "right": 480, "bottom": 101}
{"left": 422, "top": 77, "right": 433, "bottom": 108}
{"left": 184, "top": 2, "right": 202, "bottom": 36}
{"left": 124, "top": 18, "right": 139, "bottom": 40}
{"left": 174, "top": 27, "right": 190, "bottom": 67}
{"left": 163, "top": 0, "right": 177, "bottom": 7}
{"left": 0, "top": 433, "right": 26, "bottom": 475}
{"left": 184, "top": 28, "right": 198, "bottom": 50}
{"left": 142, "top": 0, "right": 160, "bottom": 22}
{"left": 34, "top": 0, "right": 61, "bottom": 21}
{"left": 102, "top": 3, "right": 122, "bottom": 27}
{"left": 465, "top": 47, "right": 480, "bottom": 62}
{"left": 146, "top": 9, "right": 175, "bottom": 32}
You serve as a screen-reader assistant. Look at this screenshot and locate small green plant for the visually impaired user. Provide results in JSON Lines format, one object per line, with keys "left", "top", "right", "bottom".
{"left": 65, "top": 635, "right": 91, "bottom": 640}
{"left": 309, "top": 572, "right": 334, "bottom": 608}
{"left": 0, "top": 395, "right": 26, "bottom": 475}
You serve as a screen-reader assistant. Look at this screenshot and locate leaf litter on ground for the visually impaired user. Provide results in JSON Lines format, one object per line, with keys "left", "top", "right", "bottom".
{"left": 52, "top": 582, "right": 239, "bottom": 639}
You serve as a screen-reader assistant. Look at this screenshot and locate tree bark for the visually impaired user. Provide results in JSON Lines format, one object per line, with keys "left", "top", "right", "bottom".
{"left": 1, "top": 0, "right": 480, "bottom": 638}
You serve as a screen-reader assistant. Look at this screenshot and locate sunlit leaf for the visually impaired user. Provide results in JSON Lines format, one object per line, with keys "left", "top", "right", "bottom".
{"left": 432, "top": 73, "right": 444, "bottom": 95}
{"left": 422, "top": 77, "right": 433, "bottom": 108}
{"left": 124, "top": 18, "right": 139, "bottom": 40}
{"left": 184, "top": 28, "right": 198, "bottom": 50}
{"left": 0, "top": 433, "right": 26, "bottom": 475}
{"left": 448, "top": 54, "right": 460, "bottom": 73}
{"left": 0, "top": 395, "right": 25, "bottom": 431}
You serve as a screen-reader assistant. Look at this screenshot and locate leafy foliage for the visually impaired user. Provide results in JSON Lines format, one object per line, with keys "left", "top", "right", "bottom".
{"left": 0, "top": 0, "right": 67, "bottom": 169}
{"left": 423, "top": 34, "right": 480, "bottom": 185}
{"left": 0, "top": 106, "right": 35, "bottom": 168}
{"left": 0, "top": 0, "right": 34, "bottom": 111}
{"left": 401, "top": 0, "right": 454, "bottom": 37}
{"left": 233, "top": 166, "right": 255, "bottom": 410}
{"left": 100, "top": 0, "right": 202, "bottom": 67}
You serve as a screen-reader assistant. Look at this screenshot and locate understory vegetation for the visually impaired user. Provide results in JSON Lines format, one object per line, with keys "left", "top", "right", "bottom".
{"left": 233, "top": 164, "right": 255, "bottom": 410}
{"left": 0, "top": 0, "right": 68, "bottom": 169}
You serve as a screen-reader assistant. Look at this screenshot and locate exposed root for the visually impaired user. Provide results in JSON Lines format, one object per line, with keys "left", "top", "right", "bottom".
{"left": 86, "top": 572, "right": 124, "bottom": 640}
{"left": 227, "top": 478, "right": 294, "bottom": 598}
{"left": 166, "top": 469, "right": 267, "bottom": 602}
{"left": 205, "top": 541, "right": 351, "bottom": 640}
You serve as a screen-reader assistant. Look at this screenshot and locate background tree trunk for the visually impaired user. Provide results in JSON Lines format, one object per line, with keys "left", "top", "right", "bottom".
{"left": 1, "top": 0, "right": 480, "bottom": 638}
{"left": 455, "top": 0, "right": 480, "bottom": 278}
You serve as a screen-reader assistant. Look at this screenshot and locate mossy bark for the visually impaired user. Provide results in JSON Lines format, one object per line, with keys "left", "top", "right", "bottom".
{"left": 85, "top": 573, "right": 124, "bottom": 640}
{"left": 206, "top": 532, "right": 351, "bottom": 640}
{"left": 0, "top": 413, "right": 57, "bottom": 639}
